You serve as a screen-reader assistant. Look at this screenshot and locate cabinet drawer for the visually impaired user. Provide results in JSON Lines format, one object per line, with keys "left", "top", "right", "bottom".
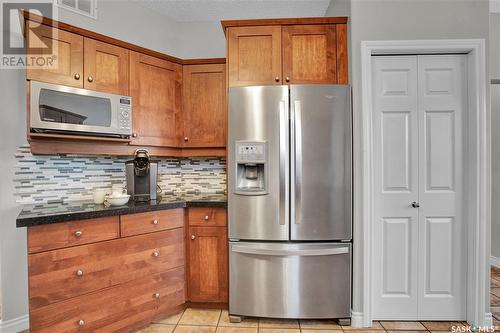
{"left": 30, "top": 267, "right": 185, "bottom": 333}
{"left": 29, "top": 228, "right": 185, "bottom": 309}
{"left": 28, "top": 216, "right": 119, "bottom": 254}
{"left": 120, "top": 209, "right": 184, "bottom": 237}
{"left": 188, "top": 207, "right": 227, "bottom": 227}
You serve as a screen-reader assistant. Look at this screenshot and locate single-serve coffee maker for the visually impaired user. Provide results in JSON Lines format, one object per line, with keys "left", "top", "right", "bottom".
{"left": 126, "top": 149, "right": 159, "bottom": 201}
{"left": 234, "top": 141, "right": 267, "bottom": 195}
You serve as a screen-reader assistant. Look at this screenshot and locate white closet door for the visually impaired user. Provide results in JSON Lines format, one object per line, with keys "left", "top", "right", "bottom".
{"left": 372, "top": 56, "right": 419, "bottom": 319}
{"left": 372, "top": 55, "right": 466, "bottom": 320}
{"left": 417, "top": 55, "right": 466, "bottom": 319}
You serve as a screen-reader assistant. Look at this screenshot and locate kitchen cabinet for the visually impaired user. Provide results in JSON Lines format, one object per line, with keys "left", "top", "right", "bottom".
{"left": 26, "top": 21, "right": 84, "bottom": 88}
{"left": 83, "top": 38, "right": 129, "bottom": 95}
{"left": 282, "top": 24, "right": 337, "bottom": 84}
{"left": 26, "top": 23, "right": 129, "bottom": 94}
{"left": 227, "top": 26, "right": 283, "bottom": 87}
{"left": 224, "top": 18, "right": 349, "bottom": 86}
{"left": 26, "top": 211, "right": 186, "bottom": 332}
{"left": 129, "top": 51, "right": 182, "bottom": 147}
{"left": 187, "top": 207, "right": 228, "bottom": 303}
{"left": 188, "top": 226, "right": 228, "bottom": 303}
{"left": 182, "top": 64, "right": 226, "bottom": 147}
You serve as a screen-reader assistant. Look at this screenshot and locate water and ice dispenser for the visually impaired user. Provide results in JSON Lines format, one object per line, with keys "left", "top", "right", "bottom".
{"left": 235, "top": 141, "right": 267, "bottom": 195}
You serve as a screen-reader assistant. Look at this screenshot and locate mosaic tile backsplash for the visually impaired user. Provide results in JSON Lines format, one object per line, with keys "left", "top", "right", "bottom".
{"left": 13, "top": 145, "right": 226, "bottom": 204}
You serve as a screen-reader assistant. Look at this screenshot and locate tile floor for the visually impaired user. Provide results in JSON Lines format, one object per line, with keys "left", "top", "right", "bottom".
{"left": 135, "top": 308, "right": 472, "bottom": 333}
{"left": 17, "top": 267, "right": 500, "bottom": 333}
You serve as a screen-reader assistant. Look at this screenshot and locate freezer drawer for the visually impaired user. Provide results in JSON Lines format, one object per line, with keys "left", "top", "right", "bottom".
{"left": 229, "top": 242, "right": 351, "bottom": 319}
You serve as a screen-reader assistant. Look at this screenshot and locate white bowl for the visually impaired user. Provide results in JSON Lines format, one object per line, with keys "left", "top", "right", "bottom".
{"left": 105, "top": 194, "right": 130, "bottom": 207}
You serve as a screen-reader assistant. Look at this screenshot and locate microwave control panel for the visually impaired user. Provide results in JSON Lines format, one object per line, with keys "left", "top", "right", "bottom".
{"left": 119, "top": 97, "right": 132, "bottom": 131}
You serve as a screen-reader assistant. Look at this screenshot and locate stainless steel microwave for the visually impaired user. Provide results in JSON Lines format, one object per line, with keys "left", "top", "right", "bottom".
{"left": 30, "top": 80, "right": 132, "bottom": 138}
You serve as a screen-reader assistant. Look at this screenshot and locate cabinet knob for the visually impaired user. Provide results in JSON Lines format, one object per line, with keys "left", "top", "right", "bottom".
{"left": 76, "top": 269, "right": 84, "bottom": 277}
{"left": 153, "top": 292, "right": 160, "bottom": 299}
{"left": 285, "top": 77, "right": 290, "bottom": 82}
{"left": 191, "top": 235, "right": 196, "bottom": 240}
{"left": 152, "top": 219, "right": 158, "bottom": 225}
{"left": 204, "top": 215, "right": 209, "bottom": 221}
{"left": 74, "top": 231, "right": 82, "bottom": 238}
{"left": 78, "top": 319, "right": 85, "bottom": 326}
{"left": 132, "top": 133, "right": 138, "bottom": 138}
{"left": 87, "top": 76, "right": 93, "bottom": 83}
{"left": 184, "top": 136, "right": 189, "bottom": 142}
{"left": 411, "top": 201, "right": 420, "bottom": 208}
{"left": 74, "top": 73, "right": 80, "bottom": 80}
{"left": 152, "top": 250, "right": 160, "bottom": 257}
{"left": 274, "top": 76, "right": 280, "bottom": 82}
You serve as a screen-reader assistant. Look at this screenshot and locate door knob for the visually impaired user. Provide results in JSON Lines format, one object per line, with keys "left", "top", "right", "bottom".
{"left": 411, "top": 201, "right": 420, "bottom": 208}
{"left": 87, "top": 76, "right": 93, "bottom": 82}
{"left": 74, "top": 73, "right": 80, "bottom": 80}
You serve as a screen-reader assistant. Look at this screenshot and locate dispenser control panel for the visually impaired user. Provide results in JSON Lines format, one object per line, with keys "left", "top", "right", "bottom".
{"left": 236, "top": 142, "right": 266, "bottom": 162}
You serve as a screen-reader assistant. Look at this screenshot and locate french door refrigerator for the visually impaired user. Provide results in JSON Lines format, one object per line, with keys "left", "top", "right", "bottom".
{"left": 228, "top": 85, "right": 352, "bottom": 320}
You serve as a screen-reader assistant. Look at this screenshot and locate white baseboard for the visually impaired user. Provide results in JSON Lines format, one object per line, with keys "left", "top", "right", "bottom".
{"left": 491, "top": 256, "right": 500, "bottom": 268}
{"left": 351, "top": 311, "right": 366, "bottom": 328}
{"left": 0, "top": 314, "right": 29, "bottom": 333}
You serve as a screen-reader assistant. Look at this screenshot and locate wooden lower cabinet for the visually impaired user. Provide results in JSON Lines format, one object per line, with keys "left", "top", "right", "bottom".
{"left": 28, "top": 229, "right": 184, "bottom": 309}
{"left": 187, "top": 226, "right": 228, "bottom": 303}
{"left": 30, "top": 267, "right": 185, "bottom": 333}
{"left": 26, "top": 207, "right": 228, "bottom": 332}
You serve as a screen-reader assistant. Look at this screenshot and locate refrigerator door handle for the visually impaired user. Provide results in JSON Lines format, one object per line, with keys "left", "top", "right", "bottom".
{"left": 232, "top": 245, "right": 349, "bottom": 257}
{"left": 279, "top": 100, "right": 289, "bottom": 226}
{"left": 293, "top": 100, "right": 303, "bottom": 224}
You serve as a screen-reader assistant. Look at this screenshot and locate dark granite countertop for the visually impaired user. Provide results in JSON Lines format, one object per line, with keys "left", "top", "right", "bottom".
{"left": 16, "top": 194, "right": 227, "bottom": 227}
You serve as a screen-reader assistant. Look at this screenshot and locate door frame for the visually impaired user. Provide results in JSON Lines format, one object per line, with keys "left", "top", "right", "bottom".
{"left": 358, "top": 39, "right": 489, "bottom": 327}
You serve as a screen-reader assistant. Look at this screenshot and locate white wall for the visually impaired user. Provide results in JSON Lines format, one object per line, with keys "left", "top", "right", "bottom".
{"left": 347, "top": 0, "right": 490, "bottom": 320}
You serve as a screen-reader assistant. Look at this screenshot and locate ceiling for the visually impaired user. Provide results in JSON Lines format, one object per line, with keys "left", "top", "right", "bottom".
{"left": 132, "top": 0, "right": 332, "bottom": 22}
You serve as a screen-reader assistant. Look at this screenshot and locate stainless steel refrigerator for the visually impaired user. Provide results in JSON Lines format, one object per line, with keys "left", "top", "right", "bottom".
{"left": 228, "top": 85, "right": 352, "bottom": 320}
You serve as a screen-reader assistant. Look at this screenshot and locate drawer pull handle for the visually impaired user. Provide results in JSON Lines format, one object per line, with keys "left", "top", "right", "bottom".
{"left": 76, "top": 269, "right": 84, "bottom": 277}
{"left": 152, "top": 219, "right": 158, "bottom": 225}
{"left": 191, "top": 235, "right": 196, "bottom": 240}
{"left": 154, "top": 292, "right": 160, "bottom": 299}
{"left": 152, "top": 250, "right": 160, "bottom": 257}
{"left": 74, "top": 231, "right": 82, "bottom": 238}
{"left": 204, "top": 215, "right": 209, "bottom": 221}
{"left": 78, "top": 319, "right": 85, "bottom": 326}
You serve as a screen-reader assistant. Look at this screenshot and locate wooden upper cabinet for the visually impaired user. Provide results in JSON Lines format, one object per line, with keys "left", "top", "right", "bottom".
{"left": 282, "top": 24, "right": 337, "bottom": 84}
{"left": 225, "top": 19, "right": 349, "bottom": 86}
{"left": 227, "top": 26, "right": 282, "bottom": 87}
{"left": 182, "top": 64, "right": 226, "bottom": 147}
{"left": 83, "top": 38, "right": 129, "bottom": 95}
{"left": 129, "top": 52, "right": 182, "bottom": 147}
{"left": 188, "top": 226, "right": 228, "bottom": 303}
{"left": 26, "top": 21, "right": 84, "bottom": 88}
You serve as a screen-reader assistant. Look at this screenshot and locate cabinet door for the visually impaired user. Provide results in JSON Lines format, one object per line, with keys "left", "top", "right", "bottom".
{"left": 182, "top": 64, "right": 226, "bottom": 147}
{"left": 282, "top": 24, "right": 337, "bottom": 84}
{"left": 26, "top": 21, "right": 83, "bottom": 87}
{"left": 84, "top": 38, "right": 129, "bottom": 95}
{"left": 188, "top": 227, "right": 228, "bottom": 303}
{"left": 227, "top": 26, "right": 282, "bottom": 87}
{"left": 129, "top": 52, "right": 182, "bottom": 147}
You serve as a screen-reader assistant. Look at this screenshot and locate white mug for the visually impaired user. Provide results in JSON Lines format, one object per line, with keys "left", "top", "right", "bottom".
{"left": 93, "top": 188, "right": 109, "bottom": 204}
